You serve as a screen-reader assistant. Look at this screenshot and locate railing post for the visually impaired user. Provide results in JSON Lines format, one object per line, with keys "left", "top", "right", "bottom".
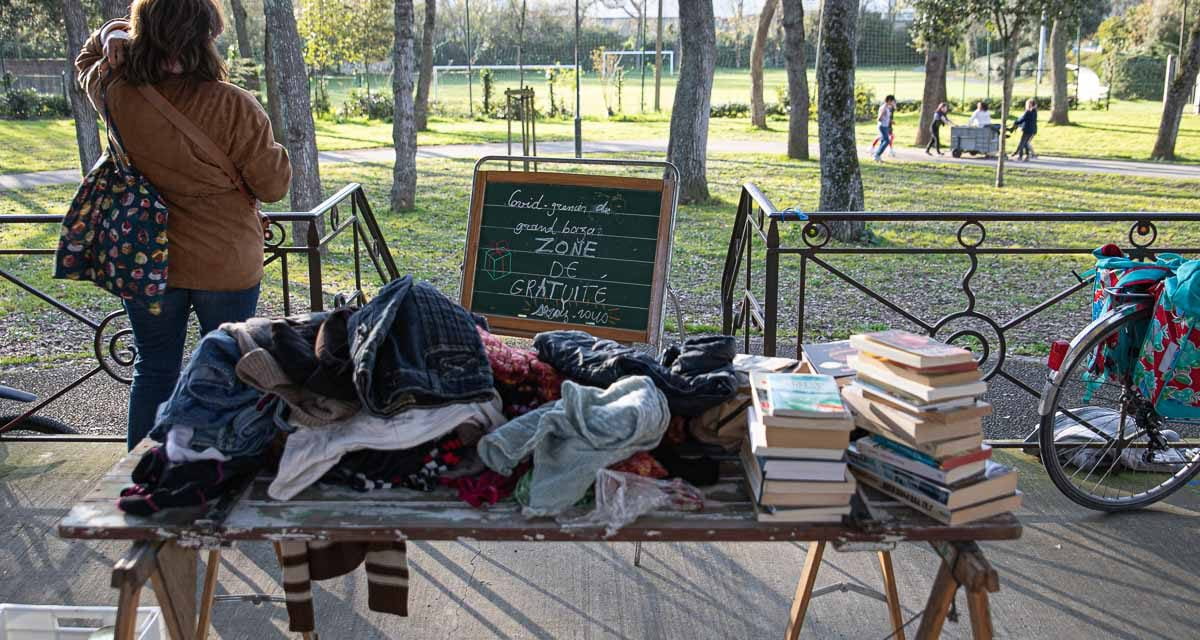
{"left": 765, "top": 217, "right": 780, "bottom": 356}
{"left": 306, "top": 217, "right": 324, "bottom": 312}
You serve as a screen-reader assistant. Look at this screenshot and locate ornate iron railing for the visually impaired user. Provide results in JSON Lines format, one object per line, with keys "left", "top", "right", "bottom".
{"left": 0, "top": 183, "right": 398, "bottom": 439}
{"left": 721, "top": 183, "right": 1200, "bottom": 423}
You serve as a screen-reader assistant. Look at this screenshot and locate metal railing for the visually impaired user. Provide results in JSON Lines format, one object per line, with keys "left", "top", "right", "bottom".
{"left": 721, "top": 183, "right": 1200, "bottom": 443}
{"left": 0, "top": 183, "right": 398, "bottom": 440}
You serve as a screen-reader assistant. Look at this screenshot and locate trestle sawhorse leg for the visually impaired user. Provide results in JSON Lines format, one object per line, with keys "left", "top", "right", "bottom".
{"left": 111, "top": 540, "right": 224, "bottom": 640}
{"left": 784, "top": 541, "right": 906, "bottom": 640}
{"left": 913, "top": 541, "right": 1000, "bottom": 640}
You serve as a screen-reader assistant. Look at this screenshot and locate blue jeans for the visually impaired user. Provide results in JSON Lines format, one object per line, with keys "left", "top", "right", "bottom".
{"left": 123, "top": 284, "right": 260, "bottom": 450}
{"left": 875, "top": 124, "right": 893, "bottom": 158}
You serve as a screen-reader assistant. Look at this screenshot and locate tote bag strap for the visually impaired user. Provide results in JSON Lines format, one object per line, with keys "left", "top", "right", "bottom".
{"left": 135, "top": 84, "right": 254, "bottom": 201}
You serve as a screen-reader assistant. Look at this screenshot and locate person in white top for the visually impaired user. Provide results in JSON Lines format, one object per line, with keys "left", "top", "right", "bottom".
{"left": 872, "top": 95, "right": 897, "bottom": 161}
{"left": 968, "top": 101, "right": 992, "bottom": 127}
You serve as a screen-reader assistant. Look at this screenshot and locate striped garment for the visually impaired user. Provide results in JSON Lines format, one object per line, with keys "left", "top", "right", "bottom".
{"left": 278, "top": 540, "right": 409, "bottom": 632}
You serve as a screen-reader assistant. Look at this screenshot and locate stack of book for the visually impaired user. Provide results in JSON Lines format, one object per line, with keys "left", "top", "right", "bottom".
{"left": 842, "top": 330, "right": 1022, "bottom": 525}
{"left": 741, "top": 372, "right": 856, "bottom": 522}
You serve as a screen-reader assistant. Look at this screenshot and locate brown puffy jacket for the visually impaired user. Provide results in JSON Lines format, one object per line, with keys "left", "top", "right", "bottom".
{"left": 77, "top": 20, "right": 291, "bottom": 291}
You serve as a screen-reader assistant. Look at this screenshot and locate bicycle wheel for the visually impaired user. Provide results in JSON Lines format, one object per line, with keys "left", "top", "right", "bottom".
{"left": 0, "top": 414, "right": 79, "bottom": 436}
{"left": 1039, "top": 307, "right": 1200, "bottom": 511}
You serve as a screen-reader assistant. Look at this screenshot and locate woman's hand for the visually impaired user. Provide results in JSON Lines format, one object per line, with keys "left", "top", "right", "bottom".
{"left": 101, "top": 31, "right": 129, "bottom": 71}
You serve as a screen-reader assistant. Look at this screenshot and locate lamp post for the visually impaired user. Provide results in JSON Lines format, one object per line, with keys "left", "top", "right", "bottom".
{"left": 574, "top": 0, "right": 582, "bottom": 157}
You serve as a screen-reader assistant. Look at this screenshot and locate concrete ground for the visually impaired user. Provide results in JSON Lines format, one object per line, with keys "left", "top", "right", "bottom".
{"left": 1, "top": 440, "right": 1198, "bottom": 639}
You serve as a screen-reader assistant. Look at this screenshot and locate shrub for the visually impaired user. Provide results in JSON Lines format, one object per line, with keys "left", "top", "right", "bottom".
{"left": 854, "top": 82, "right": 877, "bottom": 121}
{"left": 1105, "top": 54, "right": 1166, "bottom": 100}
{"left": 710, "top": 101, "right": 750, "bottom": 118}
{"left": 341, "top": 89, "right": 393, "bottom": 121}
{"left": 311, "top": 77, "right": 331, "bottom": 117}
{"left": 480, "top": 68, "right": 494, "bottom": 114}
{"left": 0, "top": 86, "right": 71, "bottom": 120}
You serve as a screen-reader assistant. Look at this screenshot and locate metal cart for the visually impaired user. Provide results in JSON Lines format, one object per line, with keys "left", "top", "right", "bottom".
{"left": 950, "top": 125, "right": 1001, "bottom": 158}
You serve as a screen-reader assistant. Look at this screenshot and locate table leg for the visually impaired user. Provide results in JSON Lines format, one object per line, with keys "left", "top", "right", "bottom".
{"left": 784, "top": 541, "right": 825, "bottom": 640}
{"left": 111, "top": 542, "right": 161, "bottom": 640}
{"left": 877, "top": 551, "right": 906, "bottom": 640}
{"left": 114, "top": 578, "right": 144, "bottom": 640}
{"left": 966, "top": 589, "right": 994, "bottom": 640}
{"left": 195, "top": 550, "right": 221, "bottom": 640}
{"left": 149, "top": 542, "right": 199, "bottom": 640}
{"left": 913, "top": 559, "right": 958, "bottom": 640}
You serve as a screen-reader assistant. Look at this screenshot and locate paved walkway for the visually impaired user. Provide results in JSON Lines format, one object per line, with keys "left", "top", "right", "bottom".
{"left": 2, "top": 439, "right": 1197, "bottom": 639}
{"left": 3, "top": 138, "right": 1197, "bottom": 192}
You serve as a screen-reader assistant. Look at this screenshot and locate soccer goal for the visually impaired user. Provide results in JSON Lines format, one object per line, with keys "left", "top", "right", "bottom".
{"left": 600, "top": 50, "right": 674, "bottom": 75}
{"left": 432, "top": 64, "right": 577, "bottom": 99}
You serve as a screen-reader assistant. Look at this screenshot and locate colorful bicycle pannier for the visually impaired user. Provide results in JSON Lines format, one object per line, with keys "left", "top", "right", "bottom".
{"left": 1082, "top": 246, "right": 1180, "bottom": 398}
{"left": 1135, "top": 259, "right": 1200, "bottom": 420}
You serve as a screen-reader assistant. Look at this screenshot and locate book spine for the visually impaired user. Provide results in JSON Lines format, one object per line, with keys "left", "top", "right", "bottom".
{"left": 858, "top": 440, "right": 950, "bottom": 484}
{"left": 852, "top": 466, "right": 953, "bottom": 522}
{"left": 870, "top": 435, "right": 939, "bottom": 467}
{"left": 848, "top": 451, "right": 952, "bottom": 505}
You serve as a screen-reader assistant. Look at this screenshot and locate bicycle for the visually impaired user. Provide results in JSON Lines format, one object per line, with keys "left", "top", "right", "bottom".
{"left": 0, "top": 383, "right": 78, "bottom": 436}
{"left": 1037, "top": 256, "right": 1200, "bottom": 511}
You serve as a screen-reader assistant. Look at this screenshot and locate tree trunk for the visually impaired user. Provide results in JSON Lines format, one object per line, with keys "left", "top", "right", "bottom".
{"left": 667, "top": 0, "right": 716, "bottom": 204}
{"left": 1049, "top": 17, "right": 1069, "bottom": 125}
{"left": 392, "top": 0, "right": 418, "bottom": 211}
{"left": 782, "top": 0, "right": 808, "bottom": 159}
{"left": 230, "top": 0, "right": 255, "bottom": 59}
{"left": 264, "top": 0, "right": 323, "bottom": 220}
{"left": 915, "top": 47, "right": 947, "bottom": 146}
{"left": 750, "top": 0, "right": 779, "bottom": 128}
{"left": 263, "top": 25, "right": 285, "bottom": 144}
{"left": 101, "top": 0, "right": 126, "bottom": 20}
{"left": 414, "top": 0, "right": 436, "bottom": 131}
{"left": 1151, "top": 15, "right": 1200, "bottom": 160}
{"left": 817, "top": 0, "right": 864, "bottom": 240}
{"left": 995, "top": 27, "right": 1023, "bottom": 188}
{"left": 63, "top": 0, "right": 101, "bottom": 175}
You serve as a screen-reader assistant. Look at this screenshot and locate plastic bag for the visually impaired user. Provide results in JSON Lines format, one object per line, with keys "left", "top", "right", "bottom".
{"left": 557, "top": 469, "right": 704, "bottom": 538}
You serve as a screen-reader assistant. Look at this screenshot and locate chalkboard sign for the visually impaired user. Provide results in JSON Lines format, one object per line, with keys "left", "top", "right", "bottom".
{"left": 461, "top": 170, "right": 676, "bottom": 343}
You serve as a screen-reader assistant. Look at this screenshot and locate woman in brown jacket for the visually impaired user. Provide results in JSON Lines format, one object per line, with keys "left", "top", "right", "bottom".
{"left": 77, "top": 0, "right": 292, "bottom": 449}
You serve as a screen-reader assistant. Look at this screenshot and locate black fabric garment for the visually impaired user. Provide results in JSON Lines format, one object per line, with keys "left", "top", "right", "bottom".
{"left": 1014, "top": 132, "right": 1036, "bottom": 160}
{"left": 535, "top": 331, "right": 738, "bottom": 417}
{"left": 926, "top": 122, "right": 944, "bottom": 153}
{"left": 1013, "top": 108, "right": 1038, "bottom": 134}
{"left": 117, "top": 446, "right": 260, "bottom": 516}
{"left": 321, "top": 434, "right": 467, "bottom": 492}
{"left": 266, "top": 308, "right": 359, "bottom": 403}
{"left": 652, "top": 443, "right": 722, "bottom": 487}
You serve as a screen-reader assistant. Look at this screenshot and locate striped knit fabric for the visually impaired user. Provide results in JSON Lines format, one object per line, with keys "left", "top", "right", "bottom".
{"left": 278, "top": 540, "right": 409, "bottom": 632}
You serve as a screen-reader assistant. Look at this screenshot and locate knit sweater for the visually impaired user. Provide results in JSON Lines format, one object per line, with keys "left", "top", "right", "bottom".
{"left": 278, "top": 540, "right": 408, "bottom": 633}
{"left": 76, "top": 20, "right": 291, "bottom": 291}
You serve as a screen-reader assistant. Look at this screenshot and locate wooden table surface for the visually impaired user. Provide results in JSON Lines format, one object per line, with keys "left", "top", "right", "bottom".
{"left": 57, "top": 443, "right": 1022, "bottom": 546}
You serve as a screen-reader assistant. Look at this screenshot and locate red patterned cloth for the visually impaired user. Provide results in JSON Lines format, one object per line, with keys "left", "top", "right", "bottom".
{"left": 609, "top": 451, "right": 668, "bottom": 479}
{"left": 477, "top": 326, "right": 563, "bottom": 417}
{"left": 441, "top": 463, "right": 530, "bottom": 508}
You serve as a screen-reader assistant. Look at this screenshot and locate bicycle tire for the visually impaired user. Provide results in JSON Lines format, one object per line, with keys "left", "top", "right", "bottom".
{"left": 0, "top": 414, "right": 80, "bottom": 435}
{"left": 1039, "top": 308, "right": 1200, "bottom": 511}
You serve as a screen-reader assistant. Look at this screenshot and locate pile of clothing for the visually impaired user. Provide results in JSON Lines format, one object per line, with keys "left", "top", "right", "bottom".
{"left": 121, "top": 274, "right": 741, "bottom": 631}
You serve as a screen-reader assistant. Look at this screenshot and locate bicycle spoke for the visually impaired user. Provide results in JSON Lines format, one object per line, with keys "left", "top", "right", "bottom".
{"left": 1056, "top": 406, "right": 1116, "bottom": 444}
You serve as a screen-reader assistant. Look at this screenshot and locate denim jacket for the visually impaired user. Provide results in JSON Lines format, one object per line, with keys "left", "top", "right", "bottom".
{"left": 348, "top": 275, "right": 494, "bottom": 416}
{"left": 150, "top": 330, "right": 284, "bottom": 459}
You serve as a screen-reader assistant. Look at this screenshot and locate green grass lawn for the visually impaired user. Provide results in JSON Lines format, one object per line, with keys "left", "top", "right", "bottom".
{"left": 8, "top": 96, "right": 1194, "bottom": 176}
{"left": 3, "top": 152, "right": 1198, "bottom": 362}
{"left": 0, "top": 119, "right": 84, "bottom": 175}
{"left": 324, "top": 67, "right": 1040, "bottom": 119}
{"left": 878, "top": 100, "right": 1200, "bottom": 164}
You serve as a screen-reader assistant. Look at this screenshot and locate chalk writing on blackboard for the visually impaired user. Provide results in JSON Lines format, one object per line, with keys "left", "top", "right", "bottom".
{"left": 463, "top": 170, "right": 674, "bottom": 343}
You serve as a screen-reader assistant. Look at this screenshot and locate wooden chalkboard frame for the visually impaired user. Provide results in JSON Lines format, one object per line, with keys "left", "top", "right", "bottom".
{"left": 460, "top": 157, "right": 679, "bottom": 345}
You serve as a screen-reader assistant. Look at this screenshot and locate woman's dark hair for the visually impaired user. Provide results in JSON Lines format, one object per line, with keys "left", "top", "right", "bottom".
{"left": 124, "top": 0, "right": 227, "bottom": 85}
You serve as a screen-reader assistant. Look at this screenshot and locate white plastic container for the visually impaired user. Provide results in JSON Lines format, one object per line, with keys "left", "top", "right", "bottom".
{"left": 0, "top": 605, "right": 163, "bottom": 640}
